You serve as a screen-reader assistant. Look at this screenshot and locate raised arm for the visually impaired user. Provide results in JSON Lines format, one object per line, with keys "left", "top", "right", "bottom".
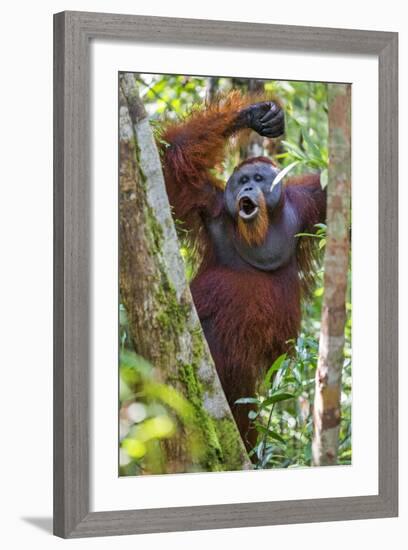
{"left": 159, "top": 92, "right": 284, "bottom": 236}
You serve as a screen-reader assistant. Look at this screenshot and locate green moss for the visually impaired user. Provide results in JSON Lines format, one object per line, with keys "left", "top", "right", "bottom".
{"left": 130, "top": 127, "right": 191, "bottom": 344}
{"left": 214, "top": 418, "right": 248, "bottom": 471}
{"left": 145, "top": 204, "right": 164, "bottom": 254}
{"left": 154, "top": 279, "right": 190, "bottom": 343}
{"left": 178, "top": 328, "right": 248, "bottom": 471}
{"left": 178, "top": 361, "right": 224, "bottom": 471}
{"left": 186, "top": 327, "right": 252, "bottom": 470}
{"left": 190, "top": 326, "right": 204, "bottom": 360}
{"left": 129, "top": 125, "right": 246, "bottom": 472}
{"left": 133, "top": 140, "right": 147, "bottom": 188}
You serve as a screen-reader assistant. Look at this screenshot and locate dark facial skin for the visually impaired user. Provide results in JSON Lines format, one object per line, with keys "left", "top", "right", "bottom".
{"left": 224, "top": 161, "right": 282, "bottom": 220}
{"left": 206, "top": 105, "right": 300, "bottom": 272}
{"left": 205, "top": 161, "right": 301, "bottom": 272}
{"left": 231, "top": 196, "right": 299, "bottom": 271}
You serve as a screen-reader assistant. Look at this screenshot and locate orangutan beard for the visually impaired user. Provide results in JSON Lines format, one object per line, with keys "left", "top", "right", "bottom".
{"left": 236, "top": 193, "right": 268, "bottom": 246}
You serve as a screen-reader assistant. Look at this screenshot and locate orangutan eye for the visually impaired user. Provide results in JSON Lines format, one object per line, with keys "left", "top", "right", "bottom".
{"left": 240, "top": 175, "right": 249, "bottom": 184}
{"left": 254, "top": 174, "right": 263, "bottom": 182}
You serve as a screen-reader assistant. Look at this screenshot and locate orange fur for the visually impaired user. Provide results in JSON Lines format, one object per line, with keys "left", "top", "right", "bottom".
{"left": 159, "top": 91, "right": 272, "bottom": 237}
{"left": 156, "top": 92, "right": 326, "bottom": 449}
{"left": 236, "top": 193, "right": 269, "bottom": 246}
{"left": 191, "top": 263, "right": 301, "bottom": 447}
{"left": 160, "top": 91, "right": 267, "bottom": 187}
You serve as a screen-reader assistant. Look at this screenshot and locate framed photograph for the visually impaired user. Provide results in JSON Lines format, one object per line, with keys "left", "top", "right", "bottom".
{"left": 53, "top": 11, "right": 398, "bottom": 538}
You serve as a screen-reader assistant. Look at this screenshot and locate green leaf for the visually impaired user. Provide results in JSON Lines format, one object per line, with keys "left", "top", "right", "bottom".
{"left": 256, "top": 440, "right": 265, "bottom": 460}
{"left": 120, "top": 350, "right": 152, "bottom": 378}
{"left": 281, "top": 140, "right": 308, "bottom": 161}
{"left": 234, "top": 397, "right": 260, "bottom": 405}
{"left": 284, "top": 375, "right": 298, "bottom": 384}
{"left": 295, "top": 232, "right": 322, "bottom": 238}
{"left": 261, "top": 392, "right": 296, "bottom": 408}
{"left": 260, "top": 451, "right": 274, "bottom": 467}
{"left": 267, "top": 430, "right": 286, "bottom": 444}
{"left": 301, "top": 129, "right": 321, "bottom": 159}
{"left": 263, "top": 353, "right": 287, "bottom": 389}
{"left": 255, "top": 425, "right": 286, "bottom": 444}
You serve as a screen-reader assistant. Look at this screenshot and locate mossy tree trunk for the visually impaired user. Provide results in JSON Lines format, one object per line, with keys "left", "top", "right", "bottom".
{"left": 312, "top": 84, "right": 351, "bottom": 466}
{"left": 119, "top": 73, "right": 251, "bottom": 473}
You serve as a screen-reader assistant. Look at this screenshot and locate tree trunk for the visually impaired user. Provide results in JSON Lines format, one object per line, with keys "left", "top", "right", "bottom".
{"left": 242, "top": 79, "right": 265, "bottom": 158}
{"left": 312, "top": 84, "right": 351, "bottom": 466}
{"left": 119, "top": 73, "right": 251, "bottom": 473}
{"left": 207, "top": 77, "right": 219, "bottom": 102}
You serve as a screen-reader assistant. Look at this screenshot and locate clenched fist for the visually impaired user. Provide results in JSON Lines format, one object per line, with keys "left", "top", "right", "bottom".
{"left": 243, "top": 101, "right": 285, "bottom": 138}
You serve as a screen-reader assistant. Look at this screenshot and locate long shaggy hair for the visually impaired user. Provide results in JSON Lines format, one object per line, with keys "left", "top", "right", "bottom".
{"left": 191, "top": 263, "right": 301, "bottom": 446}
{"left": 236, "top": 192, "right": 269, "bottom": 246}
{"left": 158, "top": 91, "right": 326, "bottom": 447}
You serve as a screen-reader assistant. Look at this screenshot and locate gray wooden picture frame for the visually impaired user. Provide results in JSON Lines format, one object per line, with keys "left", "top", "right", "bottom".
{"left": 53, "top": 11, "right": 398, "bottom": 538}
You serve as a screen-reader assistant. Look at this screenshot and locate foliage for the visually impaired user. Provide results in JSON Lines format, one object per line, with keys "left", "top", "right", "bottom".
{"left": 242, "top": 295, "right": 351, "bottom": 469}
{"left": 266, "top": 80, "right": 329, "bottom": 182}
{"left": 120, "top": 74, "right": 352, "bottom": 473}
{"left": 119, "top": 310, "right": 201, "bottom": 475}
{"left": 236, "top": 225, "right": 352, "bottom": 469}
{"left": 138, "top": 74, "right": 207, "bottom": 119}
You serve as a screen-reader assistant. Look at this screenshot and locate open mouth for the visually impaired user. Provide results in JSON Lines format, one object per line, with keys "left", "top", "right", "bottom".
{"left": 238, "top": 196, "right": 259, "bottom": 220}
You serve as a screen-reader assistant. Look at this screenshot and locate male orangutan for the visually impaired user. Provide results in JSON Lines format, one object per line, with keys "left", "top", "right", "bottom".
{"left": 159, "top": 92, "right": 326, "bottom": 449}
